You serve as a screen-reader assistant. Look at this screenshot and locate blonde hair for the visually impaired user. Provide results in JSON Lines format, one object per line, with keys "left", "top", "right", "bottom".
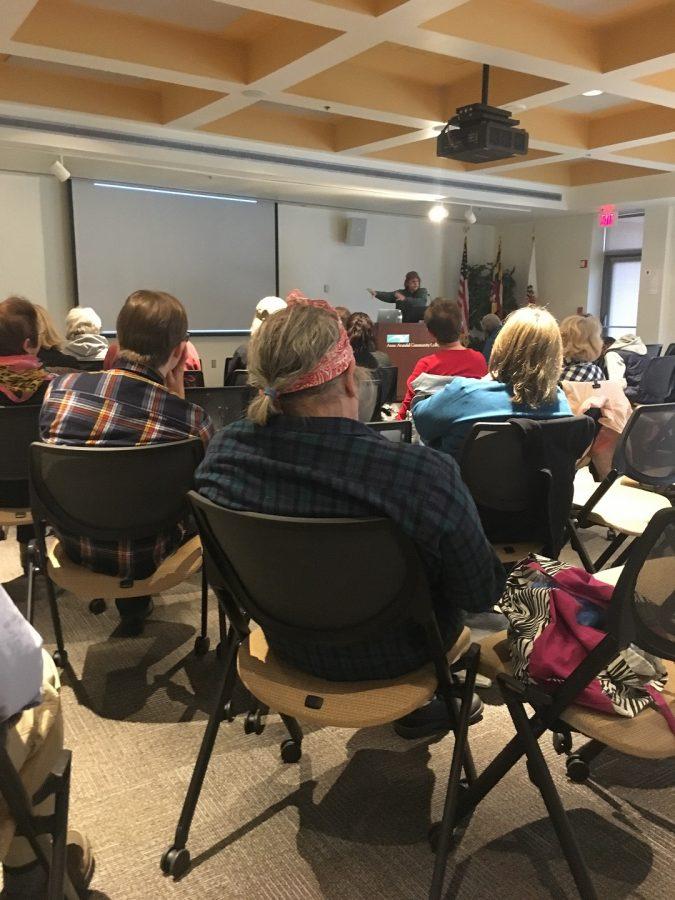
{"left": 33, "top": 304, "right": 64, "bottom": 350}
{"left": 489, "top": 305, "right": 562, "bottom": 408}
{"left": 247, "top": 305, "right": 343, "bottom": 426}
{"left": 559, "top": 314, "right": 603, "bottom": 363}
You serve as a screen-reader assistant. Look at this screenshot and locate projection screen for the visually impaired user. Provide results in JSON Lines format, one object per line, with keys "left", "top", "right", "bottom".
{"left": 70, "top": 179, "right": 277, "bottom": 332}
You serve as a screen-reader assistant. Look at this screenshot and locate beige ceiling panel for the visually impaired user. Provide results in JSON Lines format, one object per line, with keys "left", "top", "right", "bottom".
{"left": 159, "top": 84, "right": 226, "bottom": 125}
{"left": 588, "top": 102, "right": 675, "bottom": 147}
{"left": 14, "top": 0, "right": 247, "bottom": 81}
{"left": 310, "top": 0, "right": 406, "bottom": 12}
{"left": 423, "top": 0, "right": 601, "bottom": 70}
{"left": 468, "top": 149, "right": 559, "bottom": 171}
{"left": 599, "top": 2, "right": 675, "bottom": 72}
{"left": 639, "top": 68, "right": 675, "bottom": 92}
{"left": 566, "top": 158, "right": 670, "bottom": 185}
{"left": 615, "top": 139, "right": 675, "bottom": 164}
{"left": 505, "top": 161, "right": 573, "bottom": 185}
{"left": 518, "top": 108, "right": 590, "bottom": 148}
{"left": 333, "top": 117, "right": 415, "bottom": 151}
{"left": 366, "top": 138, "right": 465, "bottom": 170}
{"left": 443, "top": 67, "right": 565, "bottom": 117}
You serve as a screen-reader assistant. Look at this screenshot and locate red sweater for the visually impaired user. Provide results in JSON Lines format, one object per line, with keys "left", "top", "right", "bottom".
{"left": 397, "top": 347, "right": 488, "bottom": 418}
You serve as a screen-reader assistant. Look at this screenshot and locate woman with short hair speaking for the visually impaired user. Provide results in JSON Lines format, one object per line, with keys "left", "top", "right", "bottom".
{"left": 368, "top": 271, "right": 429, "bottom": 322}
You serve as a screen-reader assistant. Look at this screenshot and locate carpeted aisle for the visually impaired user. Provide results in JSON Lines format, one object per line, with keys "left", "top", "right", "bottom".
{"left": 1, "top": 531, "right": 673, "bottom": 900}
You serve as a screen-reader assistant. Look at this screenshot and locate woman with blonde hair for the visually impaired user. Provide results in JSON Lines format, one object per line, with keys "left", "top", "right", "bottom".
{"left": 413, "top": 305, "right": 572, "bottom": 458}
{"left": 559, "top": 314, "right": 605, "bottom": 382}
{"left": 33, "top": 303, "right": 78, "bottom": 367}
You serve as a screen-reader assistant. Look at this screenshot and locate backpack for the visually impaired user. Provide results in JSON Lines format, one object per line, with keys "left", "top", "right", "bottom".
{"left": 500, "top": 556, "right": 670, "bottom": 721}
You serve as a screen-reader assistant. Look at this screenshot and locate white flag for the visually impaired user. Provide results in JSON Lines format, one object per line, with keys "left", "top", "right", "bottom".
{"left": 526, "top": 236, "right": 537, "bottom": 303}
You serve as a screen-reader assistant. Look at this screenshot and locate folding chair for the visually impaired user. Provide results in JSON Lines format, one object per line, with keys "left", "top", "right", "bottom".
{"left": 471, "top": 507, "right": 675, "bottom": 900}
{"left": 569, "top": 405, "right": 673, "bottom": 573}
{"left": 368, "top": 420, "right": 412, "bottom": 443}
{"left": 0, "top": 405, "right": 41, "bottom": 618}
{"left": 459, "top": 416, "right": 595, "bottom": 565}
{"left": 635, "top": 356, "right": 675, "bottom": 404}
{"left": 222, "top": 357, "right": 233, "bottom": 386}
{"left": 161, "top": 494, "right": 480, "bottom": 888}
{"left": 0, "top": 719, "right": 74, "bottom": 900}
{"left": 229, "top": 369, "right": 249, "bottom": 387}
{"left": 28, "top": 439, "right": 208, "bottom": 667}
{"left": 644, "top": 343, "right": 662, "bottom": 359}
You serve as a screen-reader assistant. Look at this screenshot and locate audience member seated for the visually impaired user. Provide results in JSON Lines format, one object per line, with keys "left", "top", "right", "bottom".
{"left": 224, "top": 295, "right": 286, "bottom": 384}
{"left": 33, "top": 304, "right": 78, "bottom": 368}
{"left": 480, "top": 313, "right": 502, "bottom": 362}
{"left": 40, "top": 290, "right": 214, "bottom": 635}
{"left": 397, "top": 298, "right": 487, "bottom": 419}
{"left": 103, "top": 337, "right": 201, "bottom": 371}
{"left": 604, "top": 333, "right": 649, "bottom": 400}
{"left": 62, "top": 307, "right": 109, "bottom": 363}
{"left": 196, "top": 297, "right": 504, "bottom": 737}
{"left": 561, "top": 379, "right": 632, "bottom": 479}
{"left": 559, "top": 314, "right": 605, "bottom": 382}
{"left": 333, "top": 305, "right": 351, "bottom": 328}
{"left": 346, "top": 311, "right": 391, "bottom": 369}
{"left": 0, "top": 297, "right": 52, "bottom": 408}
{"left": 0, "top": 584, "right": 93, "bottom": 898}
{"left": 413, "top": 306, "right": 572, "bottom": 459}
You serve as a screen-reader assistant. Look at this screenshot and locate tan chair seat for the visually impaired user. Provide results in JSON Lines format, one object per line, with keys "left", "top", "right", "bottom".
{"left": 237, "top": 626, "right": 471, "bottom": 729}
{"left": 479, "top": 631, "right": 675, "bottom": 759}
{"left": 46, "top": 535, "right": 202, "bottom": 601}
{"left": 492, "top": 542, "right": 541, "bottom": 564}
{"left": 0, "top": 508, "right": 33, "bottom": 527}
{"left": 573, "top": 467, "right": 670, "bottom": 535}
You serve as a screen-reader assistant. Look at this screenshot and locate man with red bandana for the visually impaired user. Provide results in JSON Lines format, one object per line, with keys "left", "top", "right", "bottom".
{"left": 196, "top": 295, "right": 503, "bottom": 738}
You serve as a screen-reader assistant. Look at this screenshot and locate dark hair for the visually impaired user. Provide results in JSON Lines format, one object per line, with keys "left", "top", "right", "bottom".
{"left": 333, "top": 306, "right": 351, "bottom": 328}
{"left": 424, "top": 297, "right": 462, "bottom": 344}
{"left": 346, "top": 311, "right": 375, "bottom": 354}
{"left": 404, "top": 271, "right": 421, "bottom": 291}
{"left": 116, "top": 290, "right": 188, "bottom": 370}
{"left": 0, "top": 296, "right": 39, "bottom": 355}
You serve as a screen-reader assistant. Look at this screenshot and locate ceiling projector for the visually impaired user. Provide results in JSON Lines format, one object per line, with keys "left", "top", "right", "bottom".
{"left": 437, "top": 65, "right": 529, "bottom": 164}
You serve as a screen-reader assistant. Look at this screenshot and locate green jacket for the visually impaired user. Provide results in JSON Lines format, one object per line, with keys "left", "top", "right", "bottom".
{"left": 374, "top": 287, "right": 429, "bottom": 323}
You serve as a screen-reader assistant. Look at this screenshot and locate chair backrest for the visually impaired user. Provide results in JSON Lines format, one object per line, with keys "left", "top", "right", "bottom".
{"left": 612, "top": 403, "right": 675, "bottom": 486}
{"left": 460, "top": 416, "right": 594, "bottom": 556}
{"left": 183, "top": 369, "right": 205, "bottom": 388}
{"left": 222, "top": 356, "right": 233, "bottom": 386}
{"left": 0, "top": 405, "right": 40, "bottom": 483}
{"left": 185, "top": 386, "right": 255, "bottom": 429}
{"left": 230, "top": 369, "right": 249, "bottom": 387}
{"left": 635, "top": 356, "right": 675, "bottom": 404}
{"left": 189, "top": 492, "right": 433, "bottom": 645}
{"left": 29, "top": 438, "right": 203, "bottom": 542}
{"left": 644, "top": 343, "right": 662, "bottom": 358}
{"left": 665, "top": 343, "right": 675, "bottom": 358}
{"left": 368, "top": 420, "right": 412, "bottom": 444}
{"left": 376, "top": 365, "right": 398, "bottom": 405}
{"left": 608, "top": 507, "right": 675, "bottom": 662}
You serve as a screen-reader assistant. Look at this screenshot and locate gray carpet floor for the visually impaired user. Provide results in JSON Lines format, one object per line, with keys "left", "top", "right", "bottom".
{"left": 1, "top": 528, "right": 673, "bottom": 900}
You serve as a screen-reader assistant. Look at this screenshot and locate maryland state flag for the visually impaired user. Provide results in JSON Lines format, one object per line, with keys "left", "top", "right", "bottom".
{"left": 457, "top": 235, "right": 470, "bottom": 332}
{"left": 489, "top": 238, "right": 503, "bottom": 318}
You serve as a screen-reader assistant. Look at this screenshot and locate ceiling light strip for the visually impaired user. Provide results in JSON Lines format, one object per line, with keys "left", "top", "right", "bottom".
{"left": 0, "top": 115, "right": 563, "bottom": 203}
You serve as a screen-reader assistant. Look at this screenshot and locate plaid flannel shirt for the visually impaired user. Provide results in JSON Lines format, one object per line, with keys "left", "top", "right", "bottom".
{"left": 39, "top": 358, "right": 214, "bottom": 579}
{"left": 196, "top": 416, "right": 504, "bottom": 681}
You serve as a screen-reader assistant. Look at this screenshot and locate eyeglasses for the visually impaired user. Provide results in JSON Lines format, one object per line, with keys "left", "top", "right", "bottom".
{"left": 184, "top": 332, "right": 191, "bottom": 341}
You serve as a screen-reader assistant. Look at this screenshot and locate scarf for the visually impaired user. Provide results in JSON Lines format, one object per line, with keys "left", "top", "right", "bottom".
{"left": 0, "top": 355, "right": 51, "bottom": 403}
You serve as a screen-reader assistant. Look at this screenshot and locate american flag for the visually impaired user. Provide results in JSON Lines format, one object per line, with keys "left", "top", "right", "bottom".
{"left": 489, "top": 238, "right": 503, "bottom": 318}
{"left": 458, "top": 235, "right": 470, "bottom": 332}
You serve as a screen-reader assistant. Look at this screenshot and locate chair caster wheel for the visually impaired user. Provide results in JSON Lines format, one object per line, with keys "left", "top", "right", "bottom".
{"left": 52, "top": 649, "right": 68, "bottom": 668}
{"left": 566, "top": 755, "right": 589, "bottom": 783}
{"left": 552, "top": 731, "right": 572, "bottom": 755}
{"left": 194, "top": 635, "right": 210, "bottom": 656}
{"left": 222, "top": 701, "right": 235, "bottom": 723}
{"left": 280, "top": 739, "right": 302, "bottom": 763}
{"left": 160, "top": 846, "right": 191, "bottom": 878}
{"left": 244, "top": 710, "right": 265, "bottom": 735}
{"left": 89, "top": 598, "right": 107, "bottom": 615}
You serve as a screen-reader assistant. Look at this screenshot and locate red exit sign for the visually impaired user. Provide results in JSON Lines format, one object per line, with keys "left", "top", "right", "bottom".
{"left": 598, "top": 205, "right": 617, "bottom": 227}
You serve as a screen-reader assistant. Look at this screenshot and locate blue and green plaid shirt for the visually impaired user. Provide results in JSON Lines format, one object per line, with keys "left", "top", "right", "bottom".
{"left": 196, "top": 415, "right": 504, "bottom": 681}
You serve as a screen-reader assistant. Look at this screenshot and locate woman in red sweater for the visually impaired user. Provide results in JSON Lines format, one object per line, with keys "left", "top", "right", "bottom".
{"left": 397, "top": 297, "right": 487, "bottom": 419}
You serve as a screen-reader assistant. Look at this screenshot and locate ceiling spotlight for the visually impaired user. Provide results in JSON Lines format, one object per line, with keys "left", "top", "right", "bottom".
{"left": 464, "top": 206, "right": 477, "bottom": 225}
{"left": 50, "top": 159, "right": 71, "bottom": 182}
{"left": 428, "top": 203, "right": 449, "bottom": 223}
{"left": 582, "top": 89, "right": 604, "bottom": 97}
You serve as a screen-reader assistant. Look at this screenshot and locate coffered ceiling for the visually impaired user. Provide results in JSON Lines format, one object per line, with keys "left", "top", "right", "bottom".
{"left": 0, "top": 0, "right": 673, "bottom": 205}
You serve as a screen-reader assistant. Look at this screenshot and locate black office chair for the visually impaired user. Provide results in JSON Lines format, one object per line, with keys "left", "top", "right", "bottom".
{"left": 185, "top": 386, "right": 255, "bottom": 429}
{"left": 644, "top": 343, "right": 662, "bottom": 358}
{"left": 569, "top": 405, "right": 674, "bottom": 572}
{"left": 161, "top": 495, "right": 480, "bottom": 886}
{"left": 222, "top": 357, "right": 233, "bottom": 386}
{"left": 0, "top": 718, "right": 73, "bottom": 900}
{"left": 665, "top": 343, "right": 675, "bottom": 357}
{"left": 376, "top": 365, "right": 398, "bottom": 405}
{"left": 183, "top": 369, "right": 205, "bottom": 388}
{"left": 230, "top": 369, "right": 249, "bottom": 387}
{"left": 635, "top": 356, "right": 675, "bottom": 403}
{"left": 459, "top": 416, "right": 595, "bottom": 563}
{"left": 459, "top": 508, "right": 675, "bottom": 900}
{"left": 28, "top": 439, "right": 209, "bottom": 667}
{"left": 0, "top": 406, "right": 41, "bottom": 616}
{"left": 368, "top": 419, "right": 412, "bottom": 443}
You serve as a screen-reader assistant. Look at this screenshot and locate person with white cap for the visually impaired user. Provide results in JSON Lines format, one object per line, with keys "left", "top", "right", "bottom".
{"left": 62, "top": 306, "right": 109, "bottom": 362}
{"left": 224, "top": 295, "right": 286, "bottom": 384}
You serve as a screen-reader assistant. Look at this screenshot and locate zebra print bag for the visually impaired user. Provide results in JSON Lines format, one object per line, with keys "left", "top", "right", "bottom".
{"left": 500, "top": 556, "right": 668, "bottom": 720}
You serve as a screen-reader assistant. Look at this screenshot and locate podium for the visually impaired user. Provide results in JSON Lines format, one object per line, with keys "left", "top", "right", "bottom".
{"left": 374, "top": 323, "right": 435, "bottom": 401}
